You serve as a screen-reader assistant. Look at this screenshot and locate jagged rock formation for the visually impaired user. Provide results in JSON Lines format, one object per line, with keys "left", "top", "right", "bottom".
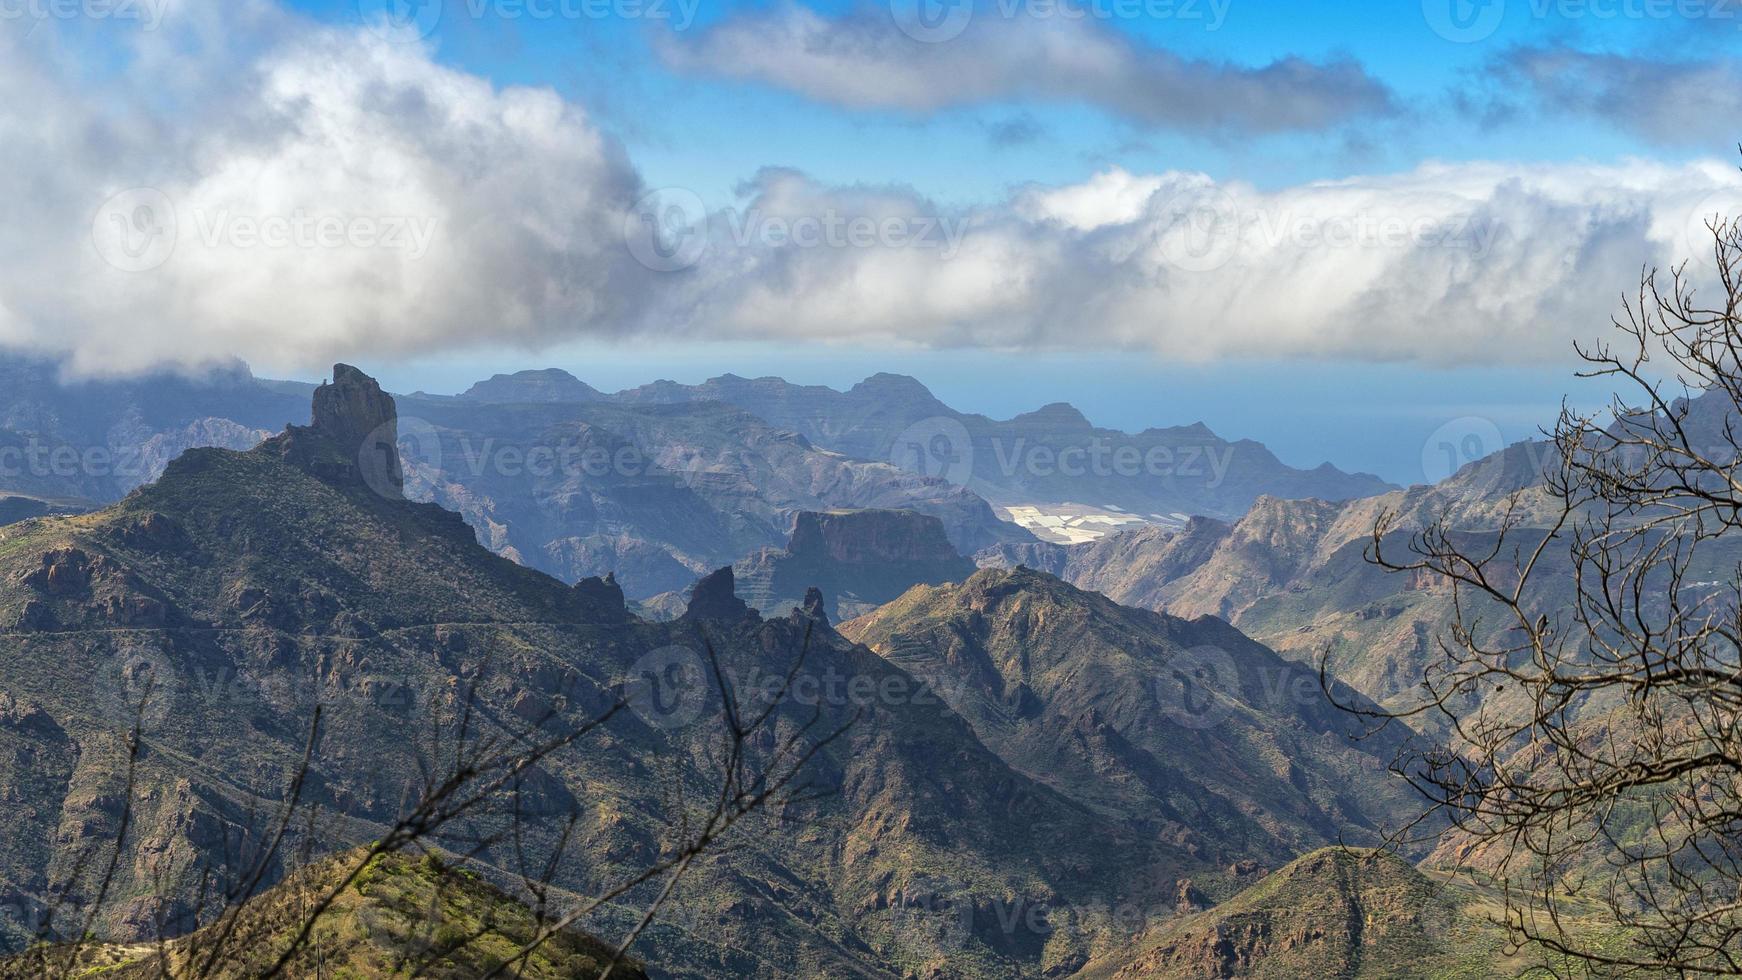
{"left": 732, "top": 509, "right": 978, "bottom": 620}
{"left": 0, "top": 355, "right": 1030, "bottom": 597}
{"left": 800, "top": 586, "right": 828, "bottom": 626}
{"left": 681, "top": 566, "right": 754, "bottom": 621}
{"left": 263, "top": 364, "right": 403, "bottom": 497}
{"left": 571, "top": 570, "right": 630, "bottom": 622}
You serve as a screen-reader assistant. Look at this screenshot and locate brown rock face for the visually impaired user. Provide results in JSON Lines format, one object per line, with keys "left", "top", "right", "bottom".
{"left": 311, "top": 364, "right": 402, "bottom": 495}
{"left": 19, "top": 548, "right": 97, "bottom": 597}
{"left": 262, "top": 364, "right": 405, "bottom": 497}
{"left": 734, "top": 509, "right": 977, "bottom": 621}
{"left": 787, "top": 510, "right": 963, "bottom": 565}
{"left": 1175, "top": 878, "right": 1209, "bottom": 914}
{"left": 312, "top": 364, "right": 397, "bottom": 452}
{"left": 683, "top": 566, "right": 752, "bottom": 621}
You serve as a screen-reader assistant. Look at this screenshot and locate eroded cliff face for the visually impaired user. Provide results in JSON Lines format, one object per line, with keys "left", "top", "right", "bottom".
{"left": 256, "top": 363, "right": 406, "bottom": 498}
{"left": 787, "top": 510, "right": 968, "bottom": 566}
{"left": 733, "top": 509, "right": 978, "bottom": 620}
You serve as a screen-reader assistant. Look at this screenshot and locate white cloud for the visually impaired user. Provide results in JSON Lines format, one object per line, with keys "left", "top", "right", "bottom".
{"left": 1017, "top": 168, "right": 1168, "bottom": 230}
{"left": 655, "top": 159, "right": 1742, "bottom": 366}
{"left": 0, "top": 3, "right": 650, "bottom": 377}
{"left": 655, "top": 3, "right": 1393, "bottom": 133}
{"left": 4, "top": 3, "right": 1741, "bottom": 375}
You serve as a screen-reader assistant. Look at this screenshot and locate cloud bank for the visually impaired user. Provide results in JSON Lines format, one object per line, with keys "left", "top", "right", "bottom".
{"left": 4, "top": 1, "right": 1742, "bottom": 374}
{"left": 0, "top": 1, "right": 649, "bottom": 376}
{"left": 656, "top": 160, "right": 1742, "bottom": 365}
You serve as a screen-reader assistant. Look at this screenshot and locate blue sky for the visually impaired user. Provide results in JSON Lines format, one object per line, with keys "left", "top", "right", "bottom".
{"left": 283, "top": 0, "right": 1733, "bottom": 481}
{"left": 284, "top": 0, "right": 1727, "bottom": 203}
{"left": 10, "top": 0, "right": 1742, "bottom": 481}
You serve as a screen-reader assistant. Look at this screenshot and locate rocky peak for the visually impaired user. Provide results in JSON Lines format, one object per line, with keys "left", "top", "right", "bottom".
{"left": 846, "top": 373, "right": 948, "bottom": 412}
{"left": 460, "top": 369, "right": 602, "bottom": 404}
{"left": 572, "top": 572, "right": 629, "bottom": 621}
{"left": 312, "top": 364, "right": 398, "bottom": 452}
{"left": 683, "top": 567, "right": 752, "bottom": 621}
{"left": 787, "top": 510, "right": 964, "bottom": 566}
{"left": 1174, "top": 878, "right": 1208, "bottom": 914}
{"left": 265, "top": 364, "right": 403, "bottom": 497}
{"left": 1010, "top": 402, "right": 1092, "bottom": 429}
{"left": 800, "top": 586, "right": 829, "bottom": 627}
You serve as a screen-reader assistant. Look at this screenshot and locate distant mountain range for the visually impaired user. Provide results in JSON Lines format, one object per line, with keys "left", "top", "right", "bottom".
{"left": 977, "top": 437, "right": 1571, "bottom": 720}
{"left": 483, "top": 368, "right": 1397, "bottom": 519}
{"left": 977, "top": 390, "right": 1742, "bottom": 735}
{"left": 0, "top": 356, "right": 1394, "bottom": 597}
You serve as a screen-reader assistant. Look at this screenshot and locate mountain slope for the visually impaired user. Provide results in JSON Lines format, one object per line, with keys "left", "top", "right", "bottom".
{"left": 1073, "top": 848, "right": 1528, "bottom": 979}
{"left": 975, "top": 438, "right": 1574, "bottom": 718}
{"left": 0, "top": 849, "right": 649, "bottom": 980}
{"left": 839, "top": 567, "right": 1424, "bottom": 865}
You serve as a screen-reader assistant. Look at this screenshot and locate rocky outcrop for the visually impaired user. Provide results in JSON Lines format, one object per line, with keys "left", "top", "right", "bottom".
{"left": 264, "top": 365, "right": 403, "bottom": 497}
{"left": 460, "top": 369, "right": 604, "bottom": 404}
{"left": 572, "top": 572, "right": 630, "bottom": 622}
{"left": 682, "top": 566, "right": 752, "bottom": 621}
{"left": 800, "top": 586, "right": 828, "bottom": 626}
{"left": 785, "top": 510, "right": 965, "bottom": 566}
{"left": 1086, "top": 849, "right": 1471, "bottom": 979}
{"left": 312, "top": 365, "right": 398, "bottom": 455}
{"left": 734, "top": 509, "right": 977, "bottom": 621}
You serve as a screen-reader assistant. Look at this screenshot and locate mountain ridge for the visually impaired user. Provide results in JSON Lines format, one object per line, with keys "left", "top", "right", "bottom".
{"left": 0, "top": 366, "right": 1425, "bottom": 977}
